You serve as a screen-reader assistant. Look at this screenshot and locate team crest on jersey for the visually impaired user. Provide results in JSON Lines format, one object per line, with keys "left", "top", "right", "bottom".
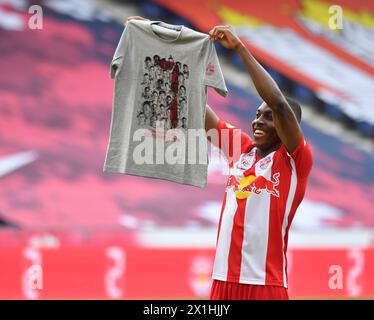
{"left": 236, "top": 151, "right": 255, "bottom": 171}
{"left": 259, "top": 155, "right": 272, "bottom": 170}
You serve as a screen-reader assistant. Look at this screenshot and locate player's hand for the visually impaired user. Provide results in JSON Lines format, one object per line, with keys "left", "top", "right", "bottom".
{"left": 208, "top": 25, "right": 243, "bottom": 50}
{"left": 124, "top": 16, "right": 149, "bottom": 27}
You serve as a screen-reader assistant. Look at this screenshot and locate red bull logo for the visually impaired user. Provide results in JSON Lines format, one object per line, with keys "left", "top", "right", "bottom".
{"left": 242, "top": 173, "right": 280, "bottom": 197}
{"left": 227, "top": 173, "right": 280, "bottom": 198}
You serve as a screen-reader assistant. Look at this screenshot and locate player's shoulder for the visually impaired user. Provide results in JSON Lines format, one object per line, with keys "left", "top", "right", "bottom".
{"left": 276, "top": 137, "right": 313, "bottom": 177}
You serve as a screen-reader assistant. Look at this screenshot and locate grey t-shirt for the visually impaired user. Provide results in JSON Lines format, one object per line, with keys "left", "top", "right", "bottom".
{"left": 103, "top": 20, "right": 228, "bottom": 188}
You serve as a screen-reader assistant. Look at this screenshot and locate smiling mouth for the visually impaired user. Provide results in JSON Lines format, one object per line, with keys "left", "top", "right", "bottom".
{"left": 254, "top": 129, "right": 266, "bottom": 138}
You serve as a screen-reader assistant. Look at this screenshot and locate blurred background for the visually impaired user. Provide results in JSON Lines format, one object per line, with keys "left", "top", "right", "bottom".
{"left": 0, "top": 0, "right": 373, "bottom": 299}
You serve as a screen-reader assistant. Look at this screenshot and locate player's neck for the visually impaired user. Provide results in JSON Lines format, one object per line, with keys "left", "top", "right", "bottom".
{"left": 256, "top": 142, "right": 282, "bottom": 159}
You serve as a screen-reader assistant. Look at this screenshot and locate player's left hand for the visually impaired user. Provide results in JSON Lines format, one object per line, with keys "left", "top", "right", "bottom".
{"left": 208, "top": 25, "right": 243, "bottom": 50}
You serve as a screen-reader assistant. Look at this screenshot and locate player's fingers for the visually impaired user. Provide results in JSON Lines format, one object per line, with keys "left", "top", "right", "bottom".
{"left": 124, "top": 16, "right": 147, "bottom": 26}
{"left": 214, "top": 26, "right": 226, "bottom": 38}
{"left": 209, "top": 26, "right": 225, "bottom": 40}
{"left": 218, "top": 28, "right": 235, "bottom": 41}
{"left": 209, "top": 26, "right": 220, "bottom": 39}
{"left": 208, "top": 27, "right": 215, "bottom": 39}
{"left": 217, "top": 25, "right": 232, "bottom": 40}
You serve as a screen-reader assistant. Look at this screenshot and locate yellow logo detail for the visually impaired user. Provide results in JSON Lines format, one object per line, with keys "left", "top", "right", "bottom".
{"left": 235, "top": 175, "right": 256, "bottom": 199}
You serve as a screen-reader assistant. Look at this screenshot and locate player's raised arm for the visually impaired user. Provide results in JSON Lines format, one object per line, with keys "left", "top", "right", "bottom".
{"left": 205, "top": 104, "right": 220, "bottom": 138}
{"left": 209, "top": 25, "right": 302, "bottom": 154}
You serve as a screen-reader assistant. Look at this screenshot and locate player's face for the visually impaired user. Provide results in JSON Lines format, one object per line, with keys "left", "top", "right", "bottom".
{"left": 252, "top": 103, "right": 281, "bottom": 150}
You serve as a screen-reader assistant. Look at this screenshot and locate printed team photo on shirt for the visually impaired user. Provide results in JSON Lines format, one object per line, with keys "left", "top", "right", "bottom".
{"left": 136, "top": 54, "right": 189, "bottom": 131}
{"left": 105, "top": 19, "right": 228, "bottom": 187}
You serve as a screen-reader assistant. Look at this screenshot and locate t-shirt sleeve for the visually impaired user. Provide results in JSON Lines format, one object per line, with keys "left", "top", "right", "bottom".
{"left": 282, "top": 136, "right": 313, "bottom": 179}
{"left": 110, "top": 24, "right": 131, "bottom": 79}
{"left": 203, "top": 40, "right": 228, "bottom": 97}
{"left": 215, "top": 119, "right": 252, "bottom": 165}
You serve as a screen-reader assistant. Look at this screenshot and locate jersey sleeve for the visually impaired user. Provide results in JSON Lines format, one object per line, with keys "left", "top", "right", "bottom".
{"left": 203, "top": 40, "right": 228, "bottom": 97}
{"left": 282, "top": 136, "right": 313, "bottom": 179}
{"left": 110, "top": 23, "right": 131, "bottom": 79}
{"left": 215, "top": 119, "right": 253, "bottom": 165}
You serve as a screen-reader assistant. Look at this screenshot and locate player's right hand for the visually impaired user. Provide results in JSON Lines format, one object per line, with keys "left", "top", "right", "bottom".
{"left": 124, "top": 16, "right": 149, "bottom": 27}
{"left": 209, "top": 25, "right": 243, "bottom": 51}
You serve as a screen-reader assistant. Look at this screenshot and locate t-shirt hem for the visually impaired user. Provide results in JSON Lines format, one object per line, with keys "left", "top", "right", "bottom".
{"left": 103, "top": 165, "right": 207, "bottom": 188}
{"left": 212, "top": 274, "right": 287, "bottom": 288}
{"left": 204, "top": 80, "right": 228, "bottom": 97}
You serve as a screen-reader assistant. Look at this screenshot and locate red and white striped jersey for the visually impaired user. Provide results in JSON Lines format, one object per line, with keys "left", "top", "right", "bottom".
{"left": 213, "top": 120, "right": 313, "bottom": 287}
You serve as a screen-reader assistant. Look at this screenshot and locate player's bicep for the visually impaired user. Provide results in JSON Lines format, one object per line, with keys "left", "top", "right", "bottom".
{"left": 205, "top": 104, "right": 219, "bottom": 142}
{"left": 273, "top": 101, "right": 303, "bottom": 154}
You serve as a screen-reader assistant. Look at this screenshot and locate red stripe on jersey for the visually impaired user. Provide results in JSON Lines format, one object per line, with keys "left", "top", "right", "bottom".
{"left": 226, "top": 198, "right": 247, "bottom": 282}
{"left": 217, "top": 120, "right": 253, "bottom": 167}
{"left": 283, "top": 177, "right": 308, "bottom": 285}
{"left": 265, "top": 151, "right": 291, "bottom": 285}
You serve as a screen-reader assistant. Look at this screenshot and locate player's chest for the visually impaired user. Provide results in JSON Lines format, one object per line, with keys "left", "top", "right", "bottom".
{"left": 230, "top": 149, "right": 275, "bottom": 178}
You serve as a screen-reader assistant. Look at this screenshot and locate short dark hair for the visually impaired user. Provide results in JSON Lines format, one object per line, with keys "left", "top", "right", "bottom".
{"left": 285, "top": 97, "right": 302, "bottom": 123}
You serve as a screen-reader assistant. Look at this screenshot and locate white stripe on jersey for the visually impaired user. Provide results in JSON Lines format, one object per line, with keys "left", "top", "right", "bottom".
{"left": 282, "top": 157, "right": 298, "bottom": 288}
{"left": 214, "top": 188, "right": 238, "bottom": 279}
{"left": 239, "top": 154, "right": 273, "bottom": 284}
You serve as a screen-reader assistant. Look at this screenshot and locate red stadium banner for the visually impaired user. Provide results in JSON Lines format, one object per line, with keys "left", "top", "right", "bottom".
{"left": 1, "top": 245, "right": 373, "bottom": 299}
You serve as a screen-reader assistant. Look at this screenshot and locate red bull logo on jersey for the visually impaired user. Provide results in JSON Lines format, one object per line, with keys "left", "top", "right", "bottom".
{"left": 242, "top": 173, "right": 280, "bottom": 197}
{"left": 227, "top": 172, "right": 280, "bottom": 199}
